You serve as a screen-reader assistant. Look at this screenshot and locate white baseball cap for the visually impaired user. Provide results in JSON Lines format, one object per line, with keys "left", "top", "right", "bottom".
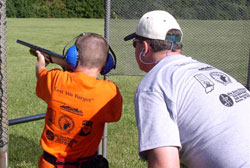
{"left": 124, "top": 10, "right": 183, "bottom": 41}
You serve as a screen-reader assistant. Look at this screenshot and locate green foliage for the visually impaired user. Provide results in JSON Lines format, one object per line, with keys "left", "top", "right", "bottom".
{"left": 6, "top": 0, "right": 105, "bottom": 18}
{"left": 6, "top": 0, "right": 250, "bottom": 20}
{"left": 111, "top": 0, "right": 250, "bottom": 20}
{"left": 65, "top": 0, "right": 104, "bottom": 18}
{"left": 43, "top": 0, "right": 68, "bottom": 18}
{"left": 6, "top": 0, "right": 38, "bottom": 18}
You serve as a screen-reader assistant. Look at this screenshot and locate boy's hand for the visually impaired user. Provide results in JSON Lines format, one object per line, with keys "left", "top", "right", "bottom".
{"left": 36, "top": 50, "right": 51, "bottom": 66}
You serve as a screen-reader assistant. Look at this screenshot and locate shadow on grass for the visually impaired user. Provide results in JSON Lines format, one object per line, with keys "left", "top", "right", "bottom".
{"left": 9, "top": 133, "right": 42, "bottom": 167}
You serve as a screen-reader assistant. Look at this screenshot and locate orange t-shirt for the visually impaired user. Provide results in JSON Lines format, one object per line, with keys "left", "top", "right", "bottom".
{"left": 36, "top": 69, "right": 122, "bottom": 163}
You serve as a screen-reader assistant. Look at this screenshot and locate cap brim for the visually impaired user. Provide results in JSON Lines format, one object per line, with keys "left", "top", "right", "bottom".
{"left": 124, "top": 33, "right": 136, "bottom": 41}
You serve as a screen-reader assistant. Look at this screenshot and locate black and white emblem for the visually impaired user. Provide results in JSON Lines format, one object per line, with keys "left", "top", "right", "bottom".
{"left": 219, "top": 94, "right": 234, "bottom": 107}
{"left": 210, "top": 72, "right": 231, "bottom": 85}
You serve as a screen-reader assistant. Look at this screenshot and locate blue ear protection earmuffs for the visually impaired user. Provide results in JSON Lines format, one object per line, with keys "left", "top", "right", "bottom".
{"left": 62, "top": 33, "right": 116, "bottom": 75}
{"left": 65, "top": 45, "right": 78, "bottom": 70}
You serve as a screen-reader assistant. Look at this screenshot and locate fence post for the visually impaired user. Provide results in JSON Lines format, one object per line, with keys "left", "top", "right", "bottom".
{"left": 98, "top": 0, "right": 111, "bottom": 158}
{"left": 0, "top": 0, "right": 9, "bottom": 167}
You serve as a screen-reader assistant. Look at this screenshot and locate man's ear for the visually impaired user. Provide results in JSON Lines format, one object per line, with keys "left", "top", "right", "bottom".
{"left": 142, "top": 41, "right": 151, "bottom": 54}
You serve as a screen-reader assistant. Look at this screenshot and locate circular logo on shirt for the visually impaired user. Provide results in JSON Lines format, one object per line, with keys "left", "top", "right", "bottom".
{"left": 58, "top": 115, "right": 75, "bottom": 133}
{"left": 46, "top": 130, "right": 55, "bottom": 141}
{"left": 219, "top": 94, "right": 234, "bottom": 107}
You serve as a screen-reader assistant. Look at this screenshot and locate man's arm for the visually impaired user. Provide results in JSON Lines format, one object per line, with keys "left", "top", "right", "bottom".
{"left": 146, "top": 146, "right": 180, "bottom": 168}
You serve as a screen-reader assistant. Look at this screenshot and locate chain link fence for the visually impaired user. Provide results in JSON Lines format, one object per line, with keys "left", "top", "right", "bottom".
{"left": 107, "top": 0, "right": 250, "bottom": 87}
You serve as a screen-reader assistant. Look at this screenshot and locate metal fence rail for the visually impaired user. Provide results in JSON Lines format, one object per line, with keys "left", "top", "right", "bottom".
{"left": 8, "top": 113, "right": 45, "bottom": 126}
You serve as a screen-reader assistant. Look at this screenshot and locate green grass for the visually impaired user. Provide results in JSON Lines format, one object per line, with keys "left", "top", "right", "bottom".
{"left": 6, "top": 18, "right": 250, "bottom": 167}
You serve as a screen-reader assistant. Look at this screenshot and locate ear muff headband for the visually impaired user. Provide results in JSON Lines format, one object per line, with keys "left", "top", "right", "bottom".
{"left": 101, "top": 46, "right": 116, "bottom": 75}
{"left": 63, "top": 33, "right": 116, "bottom": 75}
{"left": 62, "top": 33, "right": 85, "bottom": 70}
{"left": 62, "top": 33, "right": 86, "bottom": 57}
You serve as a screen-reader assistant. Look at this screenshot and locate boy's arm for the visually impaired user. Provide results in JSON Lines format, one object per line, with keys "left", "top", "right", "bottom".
{"left": 35, "top": 50, "right": 49, "bottom": 77}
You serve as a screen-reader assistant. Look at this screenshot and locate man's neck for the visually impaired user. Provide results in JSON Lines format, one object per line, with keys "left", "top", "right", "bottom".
{"left": 168, "top": 50, "right": 182, "bottom": 56}
{"left": 144, "top": 50, "right": 182, "bottom": 73}
{"left": 153, "top": 50, "right": 181, "bottom": 63}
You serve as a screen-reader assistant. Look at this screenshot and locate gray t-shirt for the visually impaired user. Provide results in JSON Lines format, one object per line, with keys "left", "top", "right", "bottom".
{"left": 134, "top": 54, "right": 250, "bottom": 168}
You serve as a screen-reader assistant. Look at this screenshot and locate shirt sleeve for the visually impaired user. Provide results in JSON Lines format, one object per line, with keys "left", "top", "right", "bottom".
{"left": 104, "top": 84, "right": 123, "bottom": 122}
{"left": 134, "top": 91, "right": 181, "bottom": 160}
{"left": 36, "top": 68, "right": 56, "bottom": 103}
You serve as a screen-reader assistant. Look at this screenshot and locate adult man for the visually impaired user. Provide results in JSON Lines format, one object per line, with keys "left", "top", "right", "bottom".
{"left": 124, "top": 10, "right": 250, "bottom": 168}
{"left": 36, "top": 33, "right": 123, "bottom": 168}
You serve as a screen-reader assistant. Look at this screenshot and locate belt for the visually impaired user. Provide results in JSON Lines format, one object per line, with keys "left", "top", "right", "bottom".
{"left": 43, "top": 151, "right": 97, "bottom": 166}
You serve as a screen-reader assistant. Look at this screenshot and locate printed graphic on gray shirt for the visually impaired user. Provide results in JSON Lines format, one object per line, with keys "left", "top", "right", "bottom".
{"left": 210, "top": 72, "right": 231, "bottom": 85}
{"left": 194, "top": 74, "right": 214, "bottom": 93}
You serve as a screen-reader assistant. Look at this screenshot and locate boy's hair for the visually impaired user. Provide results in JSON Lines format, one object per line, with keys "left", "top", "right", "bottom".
{"left": 75, "top": 33, "right": 109, "bottom": 69}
